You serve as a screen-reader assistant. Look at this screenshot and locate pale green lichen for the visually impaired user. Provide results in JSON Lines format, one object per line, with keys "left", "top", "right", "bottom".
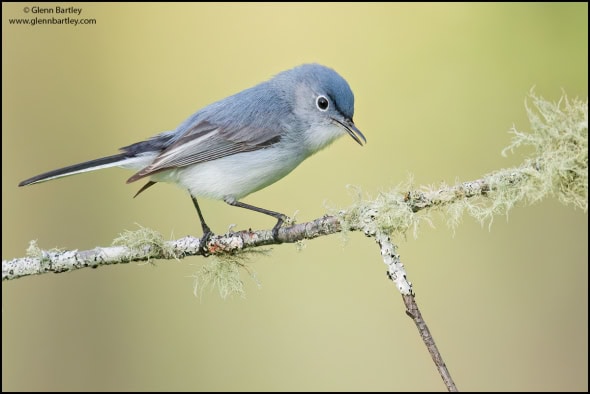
{"left": 338, "top": 92, "right": 588, "bottom": 237}
{"left": 25, "top": 240, "right": 63, "bottom": 260}
{"left": 26, "top": 240, "right": 43, "bottom": 258}
{"left": 295, "top": 239, "right": 307, "bottom": 252}
{"left": 502, "top": 92, "right": 587, "bottom": 211}
{"left": 192, "top": 249, "right": 268, "bottom": 299}
{"left": 111, "top": 224, "right": 177, "bottom": 263}
{"left": 453, "top": 92, "right": 588, "bottom": 228}
{"left": 340, "top": 183, "right": 426, "bottom": 238}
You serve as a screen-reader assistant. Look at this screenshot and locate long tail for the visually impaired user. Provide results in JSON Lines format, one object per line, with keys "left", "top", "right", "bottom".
{"left": 18, "top": 153, "right": 131, "bottom": 186}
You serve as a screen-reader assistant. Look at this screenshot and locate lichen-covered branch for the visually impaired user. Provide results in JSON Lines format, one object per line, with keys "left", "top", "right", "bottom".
{"left": 2, "top": 216, "right": 343, "bottom": 281}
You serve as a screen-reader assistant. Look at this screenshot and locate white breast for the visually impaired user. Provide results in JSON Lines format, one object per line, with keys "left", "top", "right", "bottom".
{"left": 152, "top": 145, "right": 307, "bottom": 200}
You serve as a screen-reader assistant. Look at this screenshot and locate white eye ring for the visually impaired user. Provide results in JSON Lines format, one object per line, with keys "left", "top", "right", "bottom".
{"left": 316, "top": 95, "right": 329, "bottom": 111}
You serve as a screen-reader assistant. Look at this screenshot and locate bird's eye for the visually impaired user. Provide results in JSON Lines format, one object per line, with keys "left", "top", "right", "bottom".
{"left": 316, "top": 96, "right": 329, "bottom": 111}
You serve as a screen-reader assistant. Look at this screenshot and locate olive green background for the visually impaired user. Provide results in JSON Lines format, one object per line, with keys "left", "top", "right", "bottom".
{"left": 2, "top": 3, "right": 587, "bottom": 391}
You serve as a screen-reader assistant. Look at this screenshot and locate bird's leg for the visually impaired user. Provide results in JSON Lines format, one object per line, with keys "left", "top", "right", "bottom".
{"left": 191, "top": 195, "right": 213, "bottom": 255}
{"left": 224, "top": 197, "right": 288, "bottom": 241}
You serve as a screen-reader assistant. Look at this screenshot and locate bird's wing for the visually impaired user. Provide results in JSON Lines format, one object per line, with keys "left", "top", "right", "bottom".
{"left": 126, "top": 119, "right": 281, "bottom": 183}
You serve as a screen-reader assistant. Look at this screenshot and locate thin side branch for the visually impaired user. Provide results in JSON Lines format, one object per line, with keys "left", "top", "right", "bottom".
{"left": 374, "top": 232, "right": 456, "bottom": 391}
{"left": 403, "top": 294, "right": 458, "bottom": 392}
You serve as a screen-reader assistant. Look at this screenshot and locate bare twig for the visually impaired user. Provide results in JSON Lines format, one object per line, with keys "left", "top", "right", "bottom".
{"left": 403, "top": 294, "right": 458, "bottom": 392}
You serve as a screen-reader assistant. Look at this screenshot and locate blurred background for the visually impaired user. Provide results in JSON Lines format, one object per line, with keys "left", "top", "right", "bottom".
{"left": 2, "top": 3, "right": 587, "bottom": 391}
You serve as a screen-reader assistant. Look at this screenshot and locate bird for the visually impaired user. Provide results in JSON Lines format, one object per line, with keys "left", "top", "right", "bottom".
{"left": 19, "top": 63, "right": 365, "bottom": 249}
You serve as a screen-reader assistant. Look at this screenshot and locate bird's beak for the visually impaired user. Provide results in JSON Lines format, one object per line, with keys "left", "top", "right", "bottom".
{"left": 332, "top": 117, "right": 366, "bottom": 146}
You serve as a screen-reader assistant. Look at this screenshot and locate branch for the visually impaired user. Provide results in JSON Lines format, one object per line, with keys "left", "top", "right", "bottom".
{"left": 2, "top": 92, "right": 586, "bottom": 392}
{"left": 403, "top": 293, "right": 458, "bottom": 392}
{"left": 2, "top": 216, "right": 343, "bottom": 281}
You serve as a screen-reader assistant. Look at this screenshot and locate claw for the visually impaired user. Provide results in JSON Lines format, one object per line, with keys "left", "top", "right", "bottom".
{"left": 271, "top": 216, "right": 286, "bottom": 242}
{"left": 199, "top": 229, "right": 213, "bottom": 257}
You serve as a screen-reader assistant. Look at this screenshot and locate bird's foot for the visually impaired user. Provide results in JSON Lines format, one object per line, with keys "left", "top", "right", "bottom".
{"left": 199, "top": 228, "right": 214, "bottom": 257}
{"left": 271, "top": 215, "right": 290, "bottom": 242}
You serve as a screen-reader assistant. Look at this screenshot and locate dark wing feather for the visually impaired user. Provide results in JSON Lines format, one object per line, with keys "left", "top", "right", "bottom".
{"left": 126, "top": 120, "right": 281, "bottom": 183}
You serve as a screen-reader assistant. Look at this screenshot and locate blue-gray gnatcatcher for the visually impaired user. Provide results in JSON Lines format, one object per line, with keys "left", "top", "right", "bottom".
{"left": 19, "top": 63, "right": 365, "bottom": 244}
